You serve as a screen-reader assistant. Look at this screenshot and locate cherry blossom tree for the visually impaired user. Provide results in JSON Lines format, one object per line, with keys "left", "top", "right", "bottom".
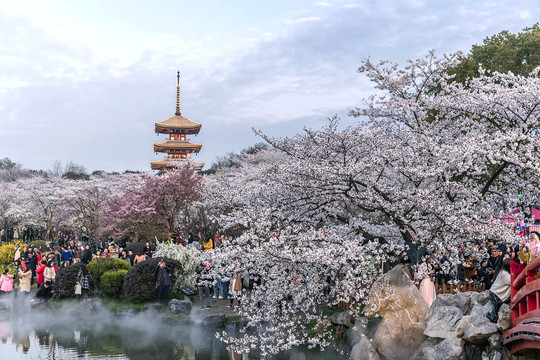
{"left": 102, "top": 166, "right": 202, "bottom": 241}
{"left": 203, "top": 51, "right": 540, "bottom": 355}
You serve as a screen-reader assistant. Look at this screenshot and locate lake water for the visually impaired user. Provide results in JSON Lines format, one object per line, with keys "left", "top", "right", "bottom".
{"left": 0, "top": 300, "right": 347, "bottom": 360}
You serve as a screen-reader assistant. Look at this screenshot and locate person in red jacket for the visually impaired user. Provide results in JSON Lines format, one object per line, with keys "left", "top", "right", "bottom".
{"left": 36, "top": 260, "right": 47, "bottom": 287}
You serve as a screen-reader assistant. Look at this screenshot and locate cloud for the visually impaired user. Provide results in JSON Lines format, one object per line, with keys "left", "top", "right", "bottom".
{"left": 518, "top": 10, "right": 531, "bottom": 19}
{"left": 315, "top": 1, "right": 334, "bottom": 6}
{"left": 1, "top": 1, "right": 540, "bottom": 172}
{"left": 286, "top": 16, "right": 323, "bottom": 24}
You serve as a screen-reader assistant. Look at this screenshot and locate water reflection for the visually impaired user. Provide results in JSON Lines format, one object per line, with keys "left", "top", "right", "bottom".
{"left": 0, "top": 299, "right": 346, "bottom": 360}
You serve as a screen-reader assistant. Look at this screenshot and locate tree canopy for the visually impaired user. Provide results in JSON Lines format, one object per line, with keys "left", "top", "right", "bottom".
{"left": 449, "top": 24, "right": 540, "bottom": 83}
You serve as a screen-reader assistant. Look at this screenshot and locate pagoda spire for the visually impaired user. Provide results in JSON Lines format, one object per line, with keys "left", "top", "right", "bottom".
{"left": 175, "top": 71, "right": 181, "bottom": 116}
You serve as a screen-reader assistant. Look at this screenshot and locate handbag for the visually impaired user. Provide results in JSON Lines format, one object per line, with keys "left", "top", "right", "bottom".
{"left": 75, "top": 283, "right": 82, "bottom": 295}
{"left": 177, "top": 286, "right": 197, "bottom": 296}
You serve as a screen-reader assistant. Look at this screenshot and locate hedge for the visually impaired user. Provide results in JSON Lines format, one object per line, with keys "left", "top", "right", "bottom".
{"left": 124, "top": 242, "right": 148, "bottom": 256}
{"left": 123, "top": 257, "right": 183, "bottom": 302}
{"left": 53, "top": 262, "right": 85, "bottom": 299}
{"left": 100, "top": 269, "right": 128, "bottom": 297}
{"left": 86, "top": 257, "right": 131, "bottom": 289}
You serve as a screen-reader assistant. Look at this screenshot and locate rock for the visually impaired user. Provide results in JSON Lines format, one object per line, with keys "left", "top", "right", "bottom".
{"left": 168, "top": 299, "right": 192, "bottom": 315}
{"left": 202, "top": 313, "right": 226, "bottom": 329}
{"left": 429, "top": 292, "right": 471, "bottom": 314}
{"left": 433, "top": 337, "right": 463, "bottom": 360}
{"left": 488, "top": 333, "right": 502, "bottom": 351}
{"left": 411, "top": 337, "right": 442, "bottom": 360}
{"left": 350, "top": 335, "right": 380, "bottom": 360}
{"left": 331, "top": 310, "right": 354, "bottom": 328}
{"left": 127, "top": 307, "right": 140, "bottom": 315}
{"left": 161, "top": 313, "right": 190, "bottom": 327}
{"left": 366, "top": 266, "right": 428, "bottom": 360}
{"left": 462, "top": 317, "right": 499, "bottom": 343}
{"left": 497, "top": 303, "right": 511, "bottom": 332}
{"left": 143, "top": 303, "right": 163, "bottom": 312}
{"left": 469, "top": 301, "right": 493, "bottom": 319}
{"left": 424, "top": 306, "right": 463, "bottom": 338}
{"left": 469, "top": 291, "right": 491, "bottom": 307}
{"left": 456, "top": 315, "right": 471, "bottom": 338}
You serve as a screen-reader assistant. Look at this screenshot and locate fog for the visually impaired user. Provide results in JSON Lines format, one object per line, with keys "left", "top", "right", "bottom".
{"left": 0, "top": 294, "right": 345, "bottom": 360}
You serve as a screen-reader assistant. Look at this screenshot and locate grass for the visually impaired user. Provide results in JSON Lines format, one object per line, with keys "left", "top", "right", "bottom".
{"left": 100, "top": 297, "right": 148, "bottom": 312}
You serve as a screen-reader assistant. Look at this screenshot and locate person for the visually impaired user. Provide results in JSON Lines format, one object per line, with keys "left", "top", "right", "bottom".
{"left": 196, "top": 263, "right": 213, "bottom": 309}
{"left": 35, "top": 281, "right": 53, "bottom": 303}
{"left": 462, "top": 254, "right": 476, "bottom": 284}
{"left": 18, "top": 265, "right": 32, "bottom": 296}
{"left": 202, "top": 237, "right": 213, "bottom": 252}
{"left": 0, "top": 269, "right": 13, "bottom": 294}
{"left": 119, "top": 250, "right": 129, "bottom": 262}
{"left": 61, "top": 247, "right": 72, "bottom": 266}
{"left": 154, "top": 260, "right": 171, "bottom": 306}
{"left": 486, "top": 258, "right": 511, "bottom": 322}
{"left": 144, "top": 242, "right": 153, "bottom": 258}
{"left": 228, "top": 259, "right": 242, "bottom": 308}
{"left": 418, "top": 256, "right": 436, "bottom": 307}
{"left": 76, "top": 264, "right": 91, "bottom": 301}
{"left": 486, "top": 248, "right": 503, "bottom": 288}
{"left": 44, "top": 260, "right": 57, "bottom": 284}
{"left": 103, "top": 248, "right": 111, "bottom": 258}
{"left": 82, "top": 245, "right": 92, "bottom": 264}
{"left": 127, "top": 250, "right": 135, "bottom": 266}
{"left": 529, "top": 231, "right": 540, "bottom": 257}
{"left": 27, "top": 252, "right": 38, "bottom": 285}
{"left": 133, "top": 250, "right": 146, "bottom": 265}
{"left": 394, "top": 256, "right": 412, "bottom": 280}
{"left": 36, "top": 260, "right": 47, "bottom": 287}
{"left": 510, "top": 254, "right": 525, "bottom": 276}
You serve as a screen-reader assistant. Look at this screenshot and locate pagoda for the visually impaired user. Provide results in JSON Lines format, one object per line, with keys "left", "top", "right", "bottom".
{"left": 151, "top": 72, "right": 204, "bottom": 171}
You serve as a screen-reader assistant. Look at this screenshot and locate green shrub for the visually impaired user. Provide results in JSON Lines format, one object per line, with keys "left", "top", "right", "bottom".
{"left": 123, "top": 257, "right": 183, "bottom": 302}
{"left": 100, "top": 269, "right": 128, "bottom": 297}
{"left": 86, "top": 258, "right": 131, "bottom": 288}
{"left": 53, "top": 262, "right": 85, "bottom": 299}
{"left": 0, "top": 241, "right": 24, "bottom": 274}
{"left": 29, "top": 240, "right": 47, "bottom": 252}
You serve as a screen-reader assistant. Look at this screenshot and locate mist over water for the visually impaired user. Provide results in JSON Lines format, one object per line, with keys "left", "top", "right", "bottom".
{"left": 0, "top": 294, "right": 346, "bottom": 360}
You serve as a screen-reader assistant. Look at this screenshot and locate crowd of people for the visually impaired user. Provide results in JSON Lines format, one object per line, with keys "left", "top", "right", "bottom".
{"left": 406, "top": 231, "right": 540, "bottom": 322}
{"left": 0, "top": 227, "right": 237, "bottom": 308}
{"left": 2, "top": 224, "right": 538, "bottom": 324}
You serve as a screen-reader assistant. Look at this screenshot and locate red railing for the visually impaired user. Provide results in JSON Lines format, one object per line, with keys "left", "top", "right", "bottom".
{"left": 502, "top": 257, "right": 540, "bottom": 355}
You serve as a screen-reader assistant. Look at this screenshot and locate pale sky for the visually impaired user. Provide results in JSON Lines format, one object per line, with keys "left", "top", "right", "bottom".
{"left": 0, "top": 0, "right": 538, "bottom": 172}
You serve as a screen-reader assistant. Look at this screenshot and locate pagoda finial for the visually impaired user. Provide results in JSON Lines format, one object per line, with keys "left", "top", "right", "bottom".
{"left": 175, "top": 71, "right": 181, "bottom": 116}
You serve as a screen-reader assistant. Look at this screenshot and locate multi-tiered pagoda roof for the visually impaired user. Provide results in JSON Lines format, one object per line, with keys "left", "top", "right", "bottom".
{"left": 150, "top": 72, "right": 204, "bottom": 171}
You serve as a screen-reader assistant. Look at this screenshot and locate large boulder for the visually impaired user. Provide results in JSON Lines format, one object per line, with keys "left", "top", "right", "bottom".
{"left": 429, "top": 292, "right": 472, "bottom": 314}
{"left": 168, "top": 299, "right": 192, "bottom": 315}
{"left": 423, "top": 305, "right": 463, "bottom": 338}
{"left": 366, "top": 266, "right": 428, "bottom": 360}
